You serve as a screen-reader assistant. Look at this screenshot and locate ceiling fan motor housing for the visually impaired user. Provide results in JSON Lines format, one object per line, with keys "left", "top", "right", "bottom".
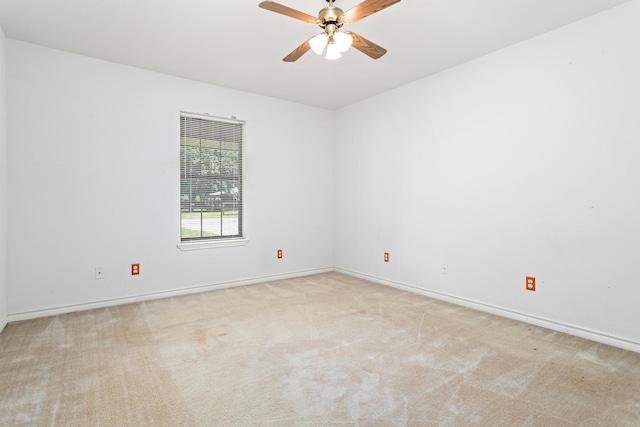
{"left": 318, "top": 6, "right": 344, "bottom": 30}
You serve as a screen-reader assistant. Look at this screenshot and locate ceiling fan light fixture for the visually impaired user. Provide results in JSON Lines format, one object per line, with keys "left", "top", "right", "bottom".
{"left": 258, "top": 0, "right": 400, "bottom": 62}
{"left": 325, "top": 42, "right": 342, "bottom": 60}
{"left": 334, "top": 31, "right": 353, "bottom": 53}
{"left": 309, "top": 33, "right": 328, "bottom": 55}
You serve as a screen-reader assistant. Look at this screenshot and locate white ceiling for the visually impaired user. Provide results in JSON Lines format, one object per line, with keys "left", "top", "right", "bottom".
{"left": 0, "top": 0, "right": 631, "bottom": 109}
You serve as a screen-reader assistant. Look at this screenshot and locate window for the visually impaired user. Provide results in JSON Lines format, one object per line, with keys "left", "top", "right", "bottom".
{"left": 180, "top": 112, "right": 244, "bottom": 244}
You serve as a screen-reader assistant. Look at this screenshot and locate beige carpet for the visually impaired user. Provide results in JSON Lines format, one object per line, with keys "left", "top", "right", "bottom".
{"left": 1, "top": 272, "right": 639, "bottom": 426}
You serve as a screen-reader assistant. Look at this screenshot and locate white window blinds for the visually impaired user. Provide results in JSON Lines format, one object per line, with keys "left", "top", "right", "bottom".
{"left": 180, "top": 113, "right": 243, "bottom": 241}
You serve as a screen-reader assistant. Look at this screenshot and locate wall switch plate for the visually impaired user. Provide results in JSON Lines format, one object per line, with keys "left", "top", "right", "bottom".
{"left": 95, "top": 267, "right": 104, "bottom": 279}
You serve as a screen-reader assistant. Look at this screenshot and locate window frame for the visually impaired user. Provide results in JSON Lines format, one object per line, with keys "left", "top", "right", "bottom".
{"left": 177, "top": 112, "right": 248, "bottom": 251}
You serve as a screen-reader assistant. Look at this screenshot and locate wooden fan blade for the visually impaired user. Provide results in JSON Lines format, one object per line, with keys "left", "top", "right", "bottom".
{"left": 347, "top": 32, "right": 387, "bottom": 59}
{"left": 283, "top": 38, "right": 312, "bottom": 62}
{"left": 342, "top": 0, "right": 401, "bottom": 23}
{"left": 258, "top": 1, "right": 318, "bottom": 24}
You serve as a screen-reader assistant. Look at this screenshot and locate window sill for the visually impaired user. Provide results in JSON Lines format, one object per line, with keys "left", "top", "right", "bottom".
{"left": 177, "top": 238, "right": 250, "bottom": 251}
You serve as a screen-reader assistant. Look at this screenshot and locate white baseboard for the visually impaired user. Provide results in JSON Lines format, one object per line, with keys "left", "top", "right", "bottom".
{"left": 7, "top": 267, "right": 333, "bottom": 323}
{"left": 8, "top": 266, "right": 639, "bottom": 354}
{"left": 335, "top": 267, "right": 640, "bottom": 354}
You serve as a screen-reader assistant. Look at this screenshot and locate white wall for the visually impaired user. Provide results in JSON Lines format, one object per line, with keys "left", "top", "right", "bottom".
{"left": 6, "top": 40, "right": 334, "bottom": 318}
{"left": 0, "top": 25, "right": 7, "bottom": 332}
{"left": 334, "top": 0, "right": 640, "bottom": 350}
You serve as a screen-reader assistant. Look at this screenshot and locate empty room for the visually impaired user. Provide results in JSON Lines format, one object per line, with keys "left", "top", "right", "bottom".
{"left": 1, "top": 0, "right": 639, "bottom": 425}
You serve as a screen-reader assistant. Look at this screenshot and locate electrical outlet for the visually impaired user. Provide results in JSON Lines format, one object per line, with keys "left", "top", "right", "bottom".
{"left": 95, "top": 267, "right": 104, "bottom": 280}
{"left": 277, "top": 249, "right": 283, "bottom": 259}
{"left": 526, "top": 276, "right": 536, "bottom": 291}
{"left": 131, "top": 264, "right": 140, "bottom": 275}
{"left": 384, "top": 252, "right": 389, "bottom": 262}
{"left": 442, "top": 263, "right": 448, "bottom": 274}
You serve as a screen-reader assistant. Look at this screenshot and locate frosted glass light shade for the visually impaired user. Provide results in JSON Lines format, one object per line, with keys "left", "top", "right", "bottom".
{"left": 309, "top": 33, "right": 328, "bottom": 55}
{"left": 325, "top": 43, "right": 342, "bottom": 60}
{"left": 334, "top": 32, "right": 353, "bottom": 53}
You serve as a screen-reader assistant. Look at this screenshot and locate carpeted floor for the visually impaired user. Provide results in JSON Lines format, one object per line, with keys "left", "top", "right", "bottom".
{"left": 1, "top": 272, "right": 639, "bottom": 426}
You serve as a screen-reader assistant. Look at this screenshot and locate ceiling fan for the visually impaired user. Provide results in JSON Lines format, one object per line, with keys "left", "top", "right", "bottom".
{"left": 258, "top": 0, "right": 401, "bottom": 62}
